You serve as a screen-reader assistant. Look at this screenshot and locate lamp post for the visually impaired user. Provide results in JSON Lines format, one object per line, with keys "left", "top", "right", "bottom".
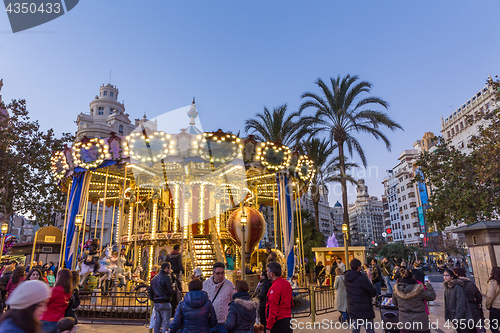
{"left": 241, "top": 208, "right": 247, "bottom": 280}
{"left": 0, "top": 222, "right": 8, "bottom": 262}
{"left": 72, "top": 214, "right": 83, "bottom": 270}
{"left": 342, "top": 223, "right": 349, "bottom": 270}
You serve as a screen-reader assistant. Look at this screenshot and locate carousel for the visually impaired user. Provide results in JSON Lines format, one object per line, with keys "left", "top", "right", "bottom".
{"left": 51, "top": 101, "right": 315, "bottom": 288}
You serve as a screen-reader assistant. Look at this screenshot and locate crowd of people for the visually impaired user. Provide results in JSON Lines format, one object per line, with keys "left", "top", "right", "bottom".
{"left": 149, "top": 258, "right": 292, "bottom": 333}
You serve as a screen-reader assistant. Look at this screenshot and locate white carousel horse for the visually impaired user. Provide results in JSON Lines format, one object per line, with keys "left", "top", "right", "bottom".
{"left": 79, "top": 245, "right": 112, "bottom": 288}
{"left": 131, "top": 266, "right": 144, "bottom": 283}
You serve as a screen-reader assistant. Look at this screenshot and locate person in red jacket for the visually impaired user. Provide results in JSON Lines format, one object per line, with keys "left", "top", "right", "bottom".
{"left": 265, "top": 262, "right": 293, "bottom": 333}
{"left": 40, "top": 268, "right": 72, "bottom": 333}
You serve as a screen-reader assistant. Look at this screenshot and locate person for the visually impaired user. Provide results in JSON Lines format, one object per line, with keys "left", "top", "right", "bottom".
{"left": 166, "top": 244, "right": 184, "bottom": 291}
{"left": 362, "top": 264, "right": 372, "bottom": 285}
{"left": 443, "top": 269, "right": 474, "bottom": 333}
{"left": 329, "top": 258, "right": 338, "bottom": 278}
{"left": 392, "top": 263, "right": 402, "bottom": 282}
{"left": 151, "top": 265, "right": 160, "bottom": 281}
{"left": 40, "top": 268, "right": 73, "bottom": 333}
{"left": 203, "top": 262, "right": 235, "bottom": 333}
{"left": 315, "top": 261, "right": 326, "bottom": 286}
{"left": 120, "top": 248, "right": 133, "bottom": 267}
{"left": 170, "top": 278, "right": 217, "bottom": 333}
{"left": 344, "top": 258, "right": 377, "bottom": 333}
{"left": 454, "top": 267, "right": 483, "bottom": 329}
{"left": 486, "top": 267, "right": 500, "bottom": 333}
{"left": 333, "top": 267, "right": 348, "bottom": 322}
{"left": 254, "top": 269, "right": 272, "bottom": 330}
{"left": 381, "top": 258, "right": 393, "bottom": 294}
{"left": 83, "top": 239, "right": 100, "bottom": 276}
{"left": 336, "top": 257, "right": 346, "bottom": 272}
{"left": 192, "top": 267, "right": 205, "bottom": 282}
{"left": 48, "top": 262, "right": 56, "bottom": 273}
{"left": 411, "top": 262, "right": 425, "bottom": 284}
{"left": 225, "top": 248, "right": 235, "bottom": 270}
{"left": 6, "top": 266, "right": 26, "bottom": 300}
{"left": 371, "top": 259, "right": 383, "bottom": 305}
{"left": 224, "top": 280, "right": 258, "bottom": 333}
{"left": 0, "top": 265, "right": 14, "bottom": 313}
{"left": 64, "top": 271, "right": 81, "bottom": 325}
{"left": 57, "top": 317, "right": 76, "bottom": 333}
{"left": 265, "top": 261, "right": 292, "bottom": 333}
{"left": 150, "top": 261, "right": 174, "bottom": 333}
{"left": 266, "top": 247, "right": 277, "bottom": 264}
{"left": 35, "top": 261, "right": 43, "bottom": 271}
{"left": 47, "top": 270, "right": 55, "bottom": 287}
{"left": 392, "top": 268, "right": 436, "bottom": 333}
{"left": 27, "top": 268, "right": 45, "bottom": 282}
{"left": 0, "top": 280, "right": 51, "bottom": 333}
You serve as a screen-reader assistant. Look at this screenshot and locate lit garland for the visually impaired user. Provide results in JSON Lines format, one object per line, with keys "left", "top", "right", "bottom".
{"left": 151, "top": 201, "right": 158, "bottom": 239}
{"left": 216, "top": 203, "right": 221, "bottom": 234}
{"left": 183, "top": 201, "right": 189, "bottom": 239}
{"left": 50, "top": 151, "right": 69, "bottom": 180}
{"left": 257, "top": 141, "right": 291, "bottom": 171}
{"left": 148, "top": 245, "right": 154, "bottom": 283}
{"left": 127, "top": 204, "right": 134, "bottom": 240}
{"left": 127, "top": 131, "right": 170, "bottom": 162}
{"left": 199, "top": 184, "right": 205, "bottom": 234}
{"left": 73, "top": 138, "right": 104, "bottom": 169}
{"left": 246, "top": 173, "right": 276, "bottom": 182}
{"left": 199, "top": 131, "right": 243, "bottom": 163}
{"left": 297, "top": 155, "right": 315, "bottom": 181}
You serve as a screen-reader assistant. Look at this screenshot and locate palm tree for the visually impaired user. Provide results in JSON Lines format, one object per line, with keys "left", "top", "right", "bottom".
{"left": 244, "top": 104, "right": 300, "bottom": 146}
{"left": 299, "top": 75, "right": 403, "bottom": 244}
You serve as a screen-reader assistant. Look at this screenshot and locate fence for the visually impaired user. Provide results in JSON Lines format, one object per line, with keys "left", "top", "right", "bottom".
{"left": 291, "top": 284, "right": 336, "bottom": 319}
{"left": 76, "top": 290, "right": 151, "bottom": 324}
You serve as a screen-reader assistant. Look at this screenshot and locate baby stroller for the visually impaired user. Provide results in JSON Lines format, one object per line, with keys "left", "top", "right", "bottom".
{"left": 378, "top": 294, "right": 399, "bottom": 333}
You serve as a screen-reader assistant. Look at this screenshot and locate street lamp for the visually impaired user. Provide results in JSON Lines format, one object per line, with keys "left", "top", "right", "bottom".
{"left": 342, "top": 223, "right": 349, "bottom": 270}
{"left": 241, "top": 208, "right": 247, "bottom": 280}
{"left": 72, "top": 214, "right": 83, "bottom": 270}
{"left": 0, "top": 222, "right": 8, "bottom": 261}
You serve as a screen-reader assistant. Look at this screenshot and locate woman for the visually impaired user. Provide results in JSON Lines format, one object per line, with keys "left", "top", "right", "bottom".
{"left": 6, "top": 266, "right": 26, "bottom": 300}
{"left": 454, "top": 267, "right": 483, "bottom": 329}
{"left": 443, "top": 269, "right": 474, "bottom": 333}
{"left": 84, "top": 239, "right": 100, "bottom": 275}
{"left": 225, "top": 248, "right": 235, "bottom": 271}
{"left": 254, "top": 269, "right": 272, "bottom": 329}
{"left": 170, "top": 278, "right": 217, "bottom": 333}
{"left": 0, "top": 280, "right": 51, "bottom": 333}
{"left": 225, "top": 280, "right": 258, "bottom": 333}
{"left": 392, "top": 268, "right": 436, "bottom": 333}
{"left": 363, "top": 264, "right": 373, "bottom": 285}
{"left": 64, "top": 271, "right": 81, "bottom": 325}
{"left": 486, "top": 267, "right": 500, "bottom": 333}
{"left": 333, "top": 267, "right": 348, "bottom": 322}
{"left": 315, "top": 261, "right": 326, "bottom": 286}
{"left": 27, "top": 268, "right": 45, "bottom": 282}
{"left": 40, "top": 268, "right": 72, "bottom": 333}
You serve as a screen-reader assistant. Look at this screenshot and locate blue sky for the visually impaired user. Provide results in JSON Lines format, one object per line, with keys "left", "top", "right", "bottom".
{"left": 1, "top": 1, "right": 499, "bottom": 204}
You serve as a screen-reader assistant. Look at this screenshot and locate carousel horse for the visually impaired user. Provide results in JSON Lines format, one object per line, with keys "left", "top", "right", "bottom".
{"left": 79, "top": 245, "right": 112, "bottom": 288}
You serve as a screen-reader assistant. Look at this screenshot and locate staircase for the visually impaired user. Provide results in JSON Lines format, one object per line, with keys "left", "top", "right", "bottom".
{"left": 192, "top": 235, "right": 217, "bottom": 277}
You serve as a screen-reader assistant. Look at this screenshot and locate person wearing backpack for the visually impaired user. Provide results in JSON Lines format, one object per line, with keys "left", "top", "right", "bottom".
{"left": 224, "top": 280, "right": 258, "bottom": 333}
{"left": 170, "top": 278, "right": 217, "bottom": 333}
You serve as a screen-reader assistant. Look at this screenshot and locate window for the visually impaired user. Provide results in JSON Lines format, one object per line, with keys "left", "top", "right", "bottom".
{"left": 110, "top": 92, "right": 114, "bottom": 97}
{"left": 119, "top": 125, "right": 124, "bottom": 134}
{"left": 402, "top": 225, "right": 405, "bottom": 230}
{"left": 408, "top": 192, "right": 416, "bottom": 198}
{"left": 460, "top": 121, "right": 464, "bottom": 129}
{"left": 404, "top": 204, "right": 408, "bottom": 210}
{"left": 447, "top": 131, "right": 451, "bottom": 138}
{"left": 401, "top": 215, "right": 404, "bottom": 221}
{"left": 402, "top": 195, "right": 406, "bottom": 201}
{"left": 456, "top": 125, "right": 459, "bottom": 132}
{"left": 398, "top": 198, "right": 401, "bottom": 203}
{"left": 451, "top": 128, "right": 455, "bottom": 135}
{"left": 409, "top": 202, "right": 417, "bottom": 208}
{"left": 401, "top": 186, "right": 405, "bottom": 191}
{"left": 458, "top": 141, "right": 464, "bottom": 149}
{"left": 486, "top": 103, "right": 490, "bottom": 110}
{"left": 104, "top": 91, "right": 108, "bottom": 96}
{"left": 405, "top": 175, "right": 409, "bottom": 179}
{"left": 109, "top": 108, "right": 114, "bottom": 114}
{"left": 405, "top": 215, "right": 409, "bottom": 220}
{"left": 90, "top": 108, "right": 93, "bottom": 115}
{"left": 98, "top": 107, "right": 104, "bottom": 115}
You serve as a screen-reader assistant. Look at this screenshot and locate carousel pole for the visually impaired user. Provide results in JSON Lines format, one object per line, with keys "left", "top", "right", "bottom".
{"left": 59, "top": 180, "right": 73, "bottom": 270}
{"left": 293, "top": 182, "right": 301, "bottom": 283}
{"left": 297, "top": 183, "right": 306, "bottom": 286}
{"left": 109, "top": 202, "right": 116, "bottom": 247}
{"left": 273, "top": 184, "right": 277, "bottom": 249}
{"left": 94, "top": 200, "right": 100, "bottom": 239}
{"left": 80, "top": 173, "right": 92, "bottom": 259}
{"left": 117, "top": 166, "right": 128, "bottom": 270}
{"left": 254, "top": 189, "right": 259, "bottom": 271}
{"left": 100, "top": 167, "right": 109, "bottom": 251}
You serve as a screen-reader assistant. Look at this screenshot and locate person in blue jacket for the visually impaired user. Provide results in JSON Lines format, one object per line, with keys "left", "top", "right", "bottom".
{"left": 170, "top": 278, "right": 217, "bottom": 333}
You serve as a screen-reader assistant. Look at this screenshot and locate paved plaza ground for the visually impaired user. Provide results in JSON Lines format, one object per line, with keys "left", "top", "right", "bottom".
{"left": 77, "top": 274, "right": 478, "bottom": 333}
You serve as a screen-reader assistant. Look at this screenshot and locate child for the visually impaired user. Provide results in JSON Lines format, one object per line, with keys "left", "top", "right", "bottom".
{"left": 150, "top": 265, "right": 159, "bottom": 281}
{"left": 47, "top": 270, "right": 55, "bottom": 287}
{"left": 58, "top": 317, "right": 76, "bottom": 333}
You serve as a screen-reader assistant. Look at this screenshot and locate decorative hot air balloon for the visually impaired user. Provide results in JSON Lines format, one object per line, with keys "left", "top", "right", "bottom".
{"left": 228, "top": 207, "right": 266, "bottom": 260}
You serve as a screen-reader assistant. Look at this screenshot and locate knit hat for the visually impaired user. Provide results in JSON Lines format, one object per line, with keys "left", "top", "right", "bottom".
{"left": 193, "top": 267, "right": 203, "bottom": 277}
{"left": 6, "top": 280, "right": 51, "bottom": 309}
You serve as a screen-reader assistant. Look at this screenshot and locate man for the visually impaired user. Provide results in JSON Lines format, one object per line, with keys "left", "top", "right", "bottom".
{"left": 150, "top": 261, "right": 174, "bottom": 333}
{"left": 344, "top": 258, "right": 377, "bottom": 333}
{"left": 266, "top": 262, "right": 293, "bottom": 333}
{"left": 411, "top": 262, "right": 425, "bottom": 284}
{"left": 336, "top": 257, "right": 346, "bottom": 272}
{"left": 315, "top": 261, "right": 326, "bottom": 286}
{"left": 380, "top": 258, "right": 393, "bottom": 293}
{"left": 203, "top": 262, "right": 235, "bottom": 333}
{"left": 371, "top": 259, "right": 383, "bottom": 304}
{"left": 166, "top": 244, "right": 184, "bottom": 290}
{"left": 266, "top": 246, "right": 277, "bottom": 264}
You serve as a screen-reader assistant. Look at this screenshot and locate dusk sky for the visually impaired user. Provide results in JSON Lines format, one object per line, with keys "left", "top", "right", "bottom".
{"left": 1, "top": 1, "right": 499, "bottom": 204}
